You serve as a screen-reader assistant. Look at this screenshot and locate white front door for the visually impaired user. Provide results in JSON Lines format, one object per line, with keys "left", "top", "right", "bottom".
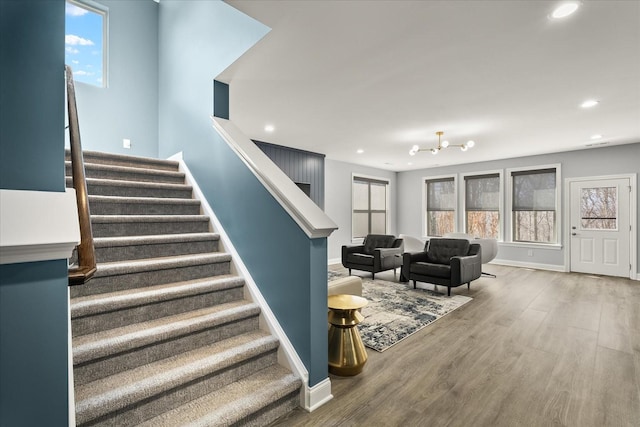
{"left": 570, "top": 178, "right": 631, "bottom": 277}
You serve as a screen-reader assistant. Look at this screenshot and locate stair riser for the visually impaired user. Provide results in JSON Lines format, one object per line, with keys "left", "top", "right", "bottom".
{"left": 91, "top": 220, "right": 209, "bottom": 238}
{"left": 66, "top": 164, "right": 185, "bottom": 184}
{"left": 74, "top": 315, "right": 260, "bottom": 386}
{"left": 94, "top": 239, "right": 218, "bottom": 263}
{"left": 89, "top": 201, "right": 201, "bottom": 216}
{"left": 67, "top": 179, "right": 193, "bottom": 199}
{"left": 72, "top": 286, "right": 244, "bottom": 337}
{"left": 77, "top": 350, "right": 278, "bottom": 427}
{"left": 237, "top": 391, "right": 301, "bottom": 427}
{"left": 66, "top": 153, "right": 179, "bottom": 172}
{"left": 71, "top": 261, "right": 231, "bottom": 297}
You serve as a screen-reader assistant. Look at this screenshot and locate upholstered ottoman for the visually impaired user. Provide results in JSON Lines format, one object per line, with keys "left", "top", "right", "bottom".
{"left": 328, "top": 276, "right": 363, "bottom": 297}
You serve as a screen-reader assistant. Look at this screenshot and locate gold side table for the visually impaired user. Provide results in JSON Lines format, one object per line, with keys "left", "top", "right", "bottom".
{"left": 327, "top": 294, "right": 368, "bottom": 376}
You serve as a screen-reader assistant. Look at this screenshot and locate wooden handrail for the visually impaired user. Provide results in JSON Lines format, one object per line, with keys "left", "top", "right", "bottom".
{"left": 65, "top": 65, "right": 97, "bottom": 285}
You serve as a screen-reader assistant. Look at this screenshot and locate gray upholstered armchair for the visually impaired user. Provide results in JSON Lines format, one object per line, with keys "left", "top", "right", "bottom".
{"left": 402, "top": 238, "right": 481, "bottom": 296}
{"left": 342, "top": 234, "right": 404, "bottom": 279}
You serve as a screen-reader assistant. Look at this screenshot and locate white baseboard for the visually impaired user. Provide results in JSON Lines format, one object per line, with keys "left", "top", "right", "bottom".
{"left": 303, "top": 377, "right": 333, "bottom": 412}
{"left": 328, "top": 257, "right": 341, "bottom": 266}
{"left": 170, "top": 152, "right": 330, "bottom": 412}
{"left": 491, "top": 259, "right": 566, "bottom": 272}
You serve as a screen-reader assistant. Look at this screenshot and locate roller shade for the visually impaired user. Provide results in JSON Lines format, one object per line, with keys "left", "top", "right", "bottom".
{"left": 426, "top": 177, "right": 455, "bottom": 211}
{"left": 512, "top": 169, "right": 556, "bottom": 211}
{"left": 465, "top": 174, "right": 499, "bottom": 211}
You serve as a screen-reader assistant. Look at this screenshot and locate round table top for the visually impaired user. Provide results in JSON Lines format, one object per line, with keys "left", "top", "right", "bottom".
{"left": 328, "top": 294, "right": 368, "bottom": 310}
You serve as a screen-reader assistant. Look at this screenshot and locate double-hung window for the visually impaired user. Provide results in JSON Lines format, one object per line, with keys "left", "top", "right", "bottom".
{"left": 511, "top": 167, "right": 559, "bottom": 243}
{"left": 352, "top": 177, "right": 388, "bottom": 239}
{"left": 425, "top": 176, "right": 456, "bottom": 237}
{"left": 465, "top": 173, "right": 501, "bottom": 239}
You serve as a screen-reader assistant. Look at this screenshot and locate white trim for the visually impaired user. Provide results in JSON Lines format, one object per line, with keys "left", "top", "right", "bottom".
{"left": 422, "top": 173, "right": 458, "bottom": 237}
{"left": 564, "top": 173, "right": 637, "bottom": 280}
{"left": 169, "top": 152, "right": 330, "bottom": 412}
{"left": 498, "top": 241, "right": 563, "bottom": 250}
{"left": 491, "top": 258, "right": 566, "bottom": 272}
{"left": 460, "top": 169, "right": 504, "bottom": 240}
{"left": 303, "top": 377, "right": 333, "bottom": 412}
{"left": 506, "top": 163, "right": 562, "bottom": 245}
{"left": 328, "top": 257, "right": 341, "bottom": 266}
{"left": 211, "top": 117, "right": 337, "bottom": 239}
{"left": 0, "top": 189, "right": 80, "bottom": 264}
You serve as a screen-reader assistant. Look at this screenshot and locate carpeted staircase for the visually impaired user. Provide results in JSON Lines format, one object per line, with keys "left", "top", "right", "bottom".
{"left": 66, "top": 150, "right": 301, "bottom": 426}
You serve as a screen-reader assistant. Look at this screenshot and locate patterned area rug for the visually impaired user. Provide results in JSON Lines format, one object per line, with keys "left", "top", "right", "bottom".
{"left": 329, "top": 271, "right": 472, "bottom": 352}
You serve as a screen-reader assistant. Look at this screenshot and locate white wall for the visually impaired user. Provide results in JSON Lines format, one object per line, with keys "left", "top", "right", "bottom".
{"left": 325, "top": 159, "right": 398, "bottom": 262}
{"left": 397, "top": 143, "right": 640, "bottom": 274}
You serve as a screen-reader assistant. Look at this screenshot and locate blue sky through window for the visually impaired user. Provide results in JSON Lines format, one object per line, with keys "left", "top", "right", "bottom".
{"left": 65, "top": 1, "right": 104, "bottom": 87}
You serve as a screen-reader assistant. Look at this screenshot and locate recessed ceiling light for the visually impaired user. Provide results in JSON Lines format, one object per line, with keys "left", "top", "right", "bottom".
{"left": 580, "top": 100, "right": 599, "bottom": 108}
{"left": 356, "top": 149, "right": 364, "bottom": 154}
{"left": 264, "top": 124, "right": 275, "bottom": 132}
{"left": 551, "top": 2, "right": 580, "bottom": 19}
{"left": 590, "top": 134, "right": 602, "bottom": 139}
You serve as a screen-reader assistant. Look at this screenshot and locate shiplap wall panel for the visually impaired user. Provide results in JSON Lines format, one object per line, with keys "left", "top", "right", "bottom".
{"left": 254, "top": 140, "right": 325, "bottom": 209}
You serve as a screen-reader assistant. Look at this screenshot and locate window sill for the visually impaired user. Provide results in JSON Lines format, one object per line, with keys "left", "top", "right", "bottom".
{"left": 499, "top": 241, "right": 563, "bottom": 250}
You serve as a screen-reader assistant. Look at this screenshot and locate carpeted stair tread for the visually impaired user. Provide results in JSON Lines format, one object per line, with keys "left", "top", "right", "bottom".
{"left": 75, "top": 332, "right": 279, "bottom": 425}
{"left": 71, "top": 274, "right": 244, "bottom": 318}
{"left": 73, "top": 300, "right": 260, "bottom": 365}
{"left": 93, "top": 253, "right": 231, "bottom": 278}
{"left": 67, "top": 149, "right": 180, "bottom": 171}
{"left": 68, "top": 177, "right": 194, "bottom": 198}
{"left": 66, "top": 160, "right": 185, "bottom": 178}
{"left": 91, "top": 214, "right": 209, "bottom": 223}
{"left": 138, "top": 365, "right": 301, "bottom": 427}
{"left": 93, "top": 232, "right": 219, "bottom": 248}
{"left": 88, "top": 194, "right": 201, "bottom": 206}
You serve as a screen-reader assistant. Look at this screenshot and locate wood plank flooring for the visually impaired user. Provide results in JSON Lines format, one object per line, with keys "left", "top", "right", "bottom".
{"left": 271, "top": 264, "right": 640, "bottom": 427}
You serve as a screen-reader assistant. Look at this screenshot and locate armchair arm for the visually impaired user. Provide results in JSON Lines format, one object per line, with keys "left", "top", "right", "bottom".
{"left": 401, "top": 251, "right": 428, "bottom": 282}
{"left": 342, "top": 244, "right": 365, "bottom": 264}
{"left": 450, "top": 245, "right": 482, "bottom": 285}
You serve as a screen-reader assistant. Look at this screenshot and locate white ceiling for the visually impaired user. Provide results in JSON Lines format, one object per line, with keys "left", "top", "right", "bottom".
{"left": 220, "top": 1, "right": 640, "bottom": 172}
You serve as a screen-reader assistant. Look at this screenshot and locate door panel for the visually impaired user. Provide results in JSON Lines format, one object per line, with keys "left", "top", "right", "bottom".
{"left": 570, "top": 178, "right": 630, "bottom": 277}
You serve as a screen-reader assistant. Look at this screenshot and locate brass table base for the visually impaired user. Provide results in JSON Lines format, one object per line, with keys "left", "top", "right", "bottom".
{"left": 327, "top": 295, "right": 368, "bottom": 376}
{"left": 328, "top": 324, "right": 368, "bottom": 376}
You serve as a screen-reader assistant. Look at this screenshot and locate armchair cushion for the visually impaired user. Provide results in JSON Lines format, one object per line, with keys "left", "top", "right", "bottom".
{"left": 346, "top": 253, "right": 374, "bottom": 266}
{"left": 412, "top": 262, "right": 451, "bottom": 278}
{"left": 426, "top": 238, "right": 470, "bottom": 265}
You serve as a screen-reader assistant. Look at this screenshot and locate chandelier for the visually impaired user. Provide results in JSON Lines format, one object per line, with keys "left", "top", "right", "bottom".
{"left": 409, "top": 131, "right": 475, "bottom": 156}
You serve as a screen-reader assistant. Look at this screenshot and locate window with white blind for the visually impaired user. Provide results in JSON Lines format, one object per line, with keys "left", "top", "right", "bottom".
{"left": 510, "top": 167, "right": 559, "bottom": 243}
{"left": 465, "top": 173, "right": 501, "bottom": 239}
{"left": 425, "top": 177, "right": 456, "bottom": 237}
{"left": 352, "top": 177, "right": 388, "bottom": 239}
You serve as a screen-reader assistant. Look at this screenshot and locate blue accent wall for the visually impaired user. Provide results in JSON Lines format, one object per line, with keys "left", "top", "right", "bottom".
{"left": 0, "top": 2, "right": 70, "bottom": 425}
{"left": 0, "top": 0, "right": 65, "bottom": 192}
{"left": 159, "top": 1, "right": 330, "bottom": 386}
{"left": 213, "top": 80, "right": 230, "bottom": 120}
{"left": 0, "top": 260, "right": 70, "bottom": 426}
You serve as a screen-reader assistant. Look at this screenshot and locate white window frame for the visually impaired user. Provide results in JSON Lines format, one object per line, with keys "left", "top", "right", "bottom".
{"left": 423, "top": 174, "right": 457, "bottom": 238}
{"left": 66, "top": 0, "right": 109, "bottom": 88}
{"left": 351, "top": 173, "right": 390, "bottom": 243}
{"left": 505, "top": 163, "right": 562, "bottom": 248}
{"left": 461, "top": 169, "right": 504, "bottom": 241}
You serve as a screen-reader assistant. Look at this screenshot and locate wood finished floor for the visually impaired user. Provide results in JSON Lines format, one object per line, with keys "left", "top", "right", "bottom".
{"left": 271, "top": 264, "right": 640, "bottom": 427}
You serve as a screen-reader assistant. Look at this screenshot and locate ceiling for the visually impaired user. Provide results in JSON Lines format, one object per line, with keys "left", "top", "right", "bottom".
{"left": 220, "top": 1, "right": 640, "bottom": 172}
